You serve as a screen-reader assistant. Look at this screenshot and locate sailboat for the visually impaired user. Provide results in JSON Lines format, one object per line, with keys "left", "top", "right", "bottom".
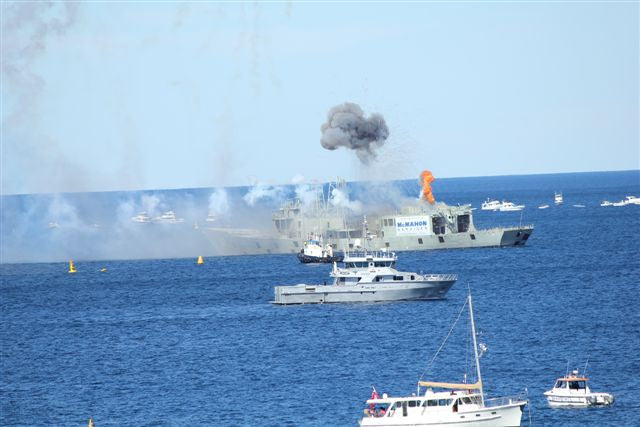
{"left": 359, "top": 294, "right": 527, "bottom": 426}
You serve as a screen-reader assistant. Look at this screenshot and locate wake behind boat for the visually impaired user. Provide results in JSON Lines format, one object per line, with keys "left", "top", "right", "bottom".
{"left": 273, "top": 250, "right": 456, "bottom": 305}
{"left": 360, "top": 294, "right": 527, "bottom": 426}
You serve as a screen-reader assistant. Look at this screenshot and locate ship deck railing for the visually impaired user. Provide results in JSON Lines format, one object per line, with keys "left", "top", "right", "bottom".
{"left": 484, "top": 393, "right": 528, "bottom": 408}
{"left": 422, "top": 273, "right": 458, "bottom": 281}
{"left": 343, "top": 250, "right": 396, "bottom": 258}
{"left": 482, "top": 224, "right": 534, "bottom": 232}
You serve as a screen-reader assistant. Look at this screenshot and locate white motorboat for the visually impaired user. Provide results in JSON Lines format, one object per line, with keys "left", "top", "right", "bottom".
{"left": 499, "top": 201, "right": 525, "bottom": 212}
{"left": 554, "top": 192, "right": 563, "bottom": 204}
{"left": 623, "top": 195, "right": 640, "bottom": 205}
{"left": 153, "top": 210, "right": 185, "bottom": 223}
{"left": 538, "top": 204, "right": 550, "bottom": 209}
{"left": 131, "top": 212, "right": 151, "bottom": 223}
{"left": 359, "top": 294, "right": 527, "bottom": 426}
{"left": 544, "top": 368, "right": 614, "bottom": 408}
{"left": 600, "top": 201, "right": 613, "bottom": 207}
{"left": 481, "top": 199, "right": 502, "bottom": 211}
{"left": 273, "top": 249, "right": 456, "bottom": 305}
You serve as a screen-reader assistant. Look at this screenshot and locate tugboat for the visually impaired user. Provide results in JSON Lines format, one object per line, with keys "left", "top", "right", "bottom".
{"left": 273, "top": 249, "right": 456, "bottom": 305}
{"left": 360, "top": 293, "right": 528, "bottom": 426}
{"left": 297, "top": 233, "right": 343, "bottom": 264}
{"left": 544, "top": 368, "right": 614, "bottom": 408}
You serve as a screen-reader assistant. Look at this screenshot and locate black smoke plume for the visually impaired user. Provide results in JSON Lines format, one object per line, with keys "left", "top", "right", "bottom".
{"left": 320, "top": 102, "right": 389, "bottom": 165}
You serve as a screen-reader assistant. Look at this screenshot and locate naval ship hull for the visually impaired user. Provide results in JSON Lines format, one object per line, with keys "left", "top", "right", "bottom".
{"left": 200, "top": 225, "right": 532, "bottom": 256}
{"left": 373, "top": 226, "right": 532, "bottom": 251}
{"left": 199, "top": 227, "right": 299, "bottom": 256}
{"left": 272, "top": 277, "right": 456, "bottom": 305}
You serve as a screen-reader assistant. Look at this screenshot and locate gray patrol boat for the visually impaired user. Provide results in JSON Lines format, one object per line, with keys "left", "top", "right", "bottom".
{"left": 272, "top": 249, "right": 457, "bottom": 305}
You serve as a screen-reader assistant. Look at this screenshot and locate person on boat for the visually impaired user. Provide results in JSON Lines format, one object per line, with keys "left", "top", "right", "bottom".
{"left": 377, "top": 407, "right": 386, "bottom": 417}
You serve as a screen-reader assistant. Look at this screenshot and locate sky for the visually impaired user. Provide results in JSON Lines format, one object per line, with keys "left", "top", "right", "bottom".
{"left": 1, "top": 1, "right": 638, "bottom": 195}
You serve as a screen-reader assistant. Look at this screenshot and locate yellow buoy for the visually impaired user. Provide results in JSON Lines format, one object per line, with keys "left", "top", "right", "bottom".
{"left": 197, "top": 255, "right": 204, "bottom": 265}
{"left": 88, "top": 418, "right": 94, "bottom": 427}
{"left": 68, "top": 260, "right": 77, "bottom": 273}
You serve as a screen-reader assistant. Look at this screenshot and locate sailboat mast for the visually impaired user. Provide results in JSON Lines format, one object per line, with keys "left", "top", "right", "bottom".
{"left": 468, "top": 294, "right": 484, "bottom": 403}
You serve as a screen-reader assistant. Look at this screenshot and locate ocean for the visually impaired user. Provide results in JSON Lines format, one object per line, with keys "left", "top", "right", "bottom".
{"left": 1, "top": 171, "right": 639, "bottom": 426}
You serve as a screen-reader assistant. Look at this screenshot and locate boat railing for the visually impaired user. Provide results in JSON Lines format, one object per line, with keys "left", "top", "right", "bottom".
{"left": 343, "top": 250, "right": 397, "bottom": 260}
{"left": 423, "top": 274, "right": 458, "bottom": 281}
{"left": 484, "top": 393, "right": 527, "bottom": 408}
{"left": 483, "top": 224, "right": 535, "bottom": 233}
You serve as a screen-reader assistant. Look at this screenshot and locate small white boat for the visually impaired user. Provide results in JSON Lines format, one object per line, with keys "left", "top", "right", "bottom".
{"left": 538, "top": 204, "right": 550, "bottom": 209}
{"left": 153, "top": 210, "right": 185, "bottom": 223}
{"left": 600, "top": 201, "right": 613, "bottom": 207}
{"left": 544, "top": 368, "right": 614, "bottom": 408}
{"left": 359, "top": 294, "right": 527, "bottom": 426}
{"left": 481, "top": 199, "right": 502, "bottom": 211}
{"left": 499, "top": 201, "right": 525, "bottom": 211}
{"left": 623, "top": 195, "right": 640, "bottom": 205}
{"left": 131, "top": 212, "right": 151, "bottom": 223}
{"left": 554, "top": 192, "right": 563, "bottom": 204}
{"left": 572, "top": 204, "right": 585, "bottom": 208}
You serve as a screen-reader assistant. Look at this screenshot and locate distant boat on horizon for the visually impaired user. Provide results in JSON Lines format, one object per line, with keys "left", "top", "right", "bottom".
{"left": 555, "top": 192, "right": 564, "bottom": 205}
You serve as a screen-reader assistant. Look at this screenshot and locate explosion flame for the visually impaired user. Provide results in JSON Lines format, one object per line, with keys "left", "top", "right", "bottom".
{"left": 420, "top": 170, "right": 436, "bottom": 204}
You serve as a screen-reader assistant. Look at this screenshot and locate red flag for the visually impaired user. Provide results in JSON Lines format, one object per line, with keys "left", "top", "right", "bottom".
{"left": 370, "top": 386, "right": 379, "bottom": 410}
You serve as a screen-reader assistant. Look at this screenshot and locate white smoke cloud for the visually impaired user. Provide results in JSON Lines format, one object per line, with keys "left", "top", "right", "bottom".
{"left": 140, "top": 194, "right": 162, "bottom": 217}
{"left": 243, "top": 183, "right": 284, "bottom": 206}
{"left": 291, "top": 174, "right": 306, "bottom": 185}
{"left": 208, "top": 188, "right": 230, "bottom": 216}
{"left": 330, "top": 187, "right": 362, "bottom": 213}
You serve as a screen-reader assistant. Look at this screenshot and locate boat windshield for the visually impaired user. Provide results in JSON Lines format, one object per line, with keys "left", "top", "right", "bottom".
{"left": 556, "top": 380, "right": 586, "bottom": 390}
{"left": 345, "top": 261, "right": 394, "bottom": 268}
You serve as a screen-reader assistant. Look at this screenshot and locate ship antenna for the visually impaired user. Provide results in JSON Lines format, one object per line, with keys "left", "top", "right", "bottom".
{"left": 519, "top": 211, "right": 523, "bottom": 228}
{"left": 583, "top": 354, "right": 590, "bottom": 377}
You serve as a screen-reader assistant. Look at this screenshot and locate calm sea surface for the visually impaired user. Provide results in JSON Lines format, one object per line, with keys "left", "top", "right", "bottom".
{"left": 2, "top": 171, "right": 639, "bottom": 426}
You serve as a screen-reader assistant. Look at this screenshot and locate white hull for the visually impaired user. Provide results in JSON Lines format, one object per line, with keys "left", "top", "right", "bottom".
{"left": 545, "top": 392, "right": 614, "bottom": 408}
{"left": 360, "top": 402, "right": 525, "bottom": 426}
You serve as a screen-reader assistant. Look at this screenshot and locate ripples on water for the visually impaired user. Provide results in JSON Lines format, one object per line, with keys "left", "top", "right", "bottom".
{"left": 1, "top": 172, "right": 639, "bottom": 426}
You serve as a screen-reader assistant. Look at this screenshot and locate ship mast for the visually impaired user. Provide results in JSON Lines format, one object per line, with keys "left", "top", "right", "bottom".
{"left": 468, "top": 293, "right": 484, "bottom": 403}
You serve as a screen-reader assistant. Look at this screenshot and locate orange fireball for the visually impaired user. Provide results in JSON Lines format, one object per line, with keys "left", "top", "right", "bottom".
{"left": 420, "top": 170, "right": 435, "bottom": 204}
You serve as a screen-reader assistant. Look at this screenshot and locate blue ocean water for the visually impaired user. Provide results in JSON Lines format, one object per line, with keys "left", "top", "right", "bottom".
{"left": 1, "top": 171, "right": 639, "bottom": 426}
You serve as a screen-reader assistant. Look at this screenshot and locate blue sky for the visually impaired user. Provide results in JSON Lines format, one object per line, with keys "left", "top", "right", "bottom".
{"left": 1, "top": 1, "right": 638, "bottom": 195}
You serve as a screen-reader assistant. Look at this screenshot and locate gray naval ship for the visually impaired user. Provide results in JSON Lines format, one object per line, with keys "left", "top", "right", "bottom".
{"left": 272, "top": 181, "right": 533, "bottom": 254}
{"left": 200, "top": 180, "right": 533, "bottom": 256}
{"left": 272, "top": 249, "right": 457, "bottom": 305}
